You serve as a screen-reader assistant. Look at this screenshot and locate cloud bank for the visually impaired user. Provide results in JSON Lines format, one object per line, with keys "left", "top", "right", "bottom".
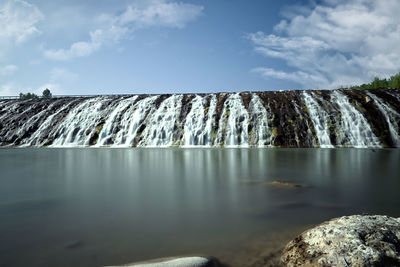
{"left": 0, "top": 0, "right": 43, "bottom": 44}
{"left": 44, "top": 0, "right": 203, "bottom": 61}
{"left": 248, "top": 0, "right": 400, "bottom": 89}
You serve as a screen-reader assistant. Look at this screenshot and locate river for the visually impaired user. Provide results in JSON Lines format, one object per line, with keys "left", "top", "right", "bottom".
{"left": 0, "top": 148, "right": 399, "bottom": 266}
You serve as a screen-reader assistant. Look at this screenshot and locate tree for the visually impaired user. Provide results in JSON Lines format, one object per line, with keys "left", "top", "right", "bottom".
{"left": 351, "top": 72, "right": 400, "bottom": 90}
{"left": 19, "top": 88, "right": 53, "bottom": 100}
{"left": 42, "top": 88, "right": 52, "bottom": 98}
{"left": 388, "top": 73, "right": 400, "bottom": 88}
{"left": 19, "top": 92, "right": 39, "bottom": 99}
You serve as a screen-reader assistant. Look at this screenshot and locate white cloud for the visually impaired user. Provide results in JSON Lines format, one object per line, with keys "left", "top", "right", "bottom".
{"left": 0, "top": 0, "right": 44, "bottom": 44}
{"left": 44, "top": 41, "right": 101, "bottom": 61}
{"left": 0, "top": 64, "right": 17, "bottom": 76}
{"left": 118, "top": 0, "right": 204, "bottom": 28}
{"left": 248, "top": 0, "right": 400, "bottom": 89}
{"left": 251, "top": 67, "right": 331, "bottom": 88}
{"left": 44, "top": 0, "right": 203, "bottom": 61}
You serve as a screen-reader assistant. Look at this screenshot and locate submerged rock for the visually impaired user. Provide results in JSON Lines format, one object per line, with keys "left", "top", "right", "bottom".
{"left": 281, "top": 215, "right": 400, "bottom": 266}
{"left": 238, "top": 179, "right": 304, "bottom": 188}
{"left": 65, "top": 240, "right": 84, "bottom": 250}
{"left": 269, "top": 180, "right": 303, "bottom": 188}
{"left": 114, "top": 256, "right": 219, "bottom": 267}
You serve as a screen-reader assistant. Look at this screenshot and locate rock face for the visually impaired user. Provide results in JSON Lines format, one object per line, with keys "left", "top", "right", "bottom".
{"left": 0, "top": 88, "right": 399, "bottom": 147}
{"left": 282, "top": 215, "right": 400, "bottom": 267}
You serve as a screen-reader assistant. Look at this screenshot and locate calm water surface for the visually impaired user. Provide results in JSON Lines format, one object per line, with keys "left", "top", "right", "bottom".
{"left": 0, "top": 148, "right": 399, "bottom": 266}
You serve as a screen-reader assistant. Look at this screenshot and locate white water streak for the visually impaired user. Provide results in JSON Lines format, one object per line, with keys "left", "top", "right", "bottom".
{"left": 17, "top": 101, "right": 64, "bottom": 144}
{"left": 248, "top": 94, "right": 272, "bottom": 146}
{"left": 182, "top": 95, "right": 217, "bottom": 147}
{"left": 303, "top": 91, "right": 333, "bottom": 148}
{"left": 22, "top": 100, "right": 77, "bottom": 146}
{"left": 215, "top": 93, "right": 249, "bottom": 147}
{"left": 330, "top": 91, "right": 381, "bottom": 148}
{"left": 138, "top": 95, "right": 183, "bottom": 147}
{"left": 1, "top": 90, "right": 398, "bottom": 148}
{"left": 110, "top": 96, "right": 159, "bottom": 146}
{"left": 0, "top": 100, "right": 35, "bottom": 121}
{"left": 367, "top": 92, "right": 400, "bottom": 147}
{"left": 50, "top": 97, "right": 110, "bottom": 147}
{"left": 95, "top": 96, "right": 138, "bottom": 146}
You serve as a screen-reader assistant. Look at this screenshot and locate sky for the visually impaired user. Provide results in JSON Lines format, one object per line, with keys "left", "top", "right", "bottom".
{"left": 1, "top": 0, "right": 400, "bottom": 96}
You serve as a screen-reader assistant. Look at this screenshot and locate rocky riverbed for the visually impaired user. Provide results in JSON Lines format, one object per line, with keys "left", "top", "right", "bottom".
{"left": 120, "top": 215, "right": 400, "bottom": 267}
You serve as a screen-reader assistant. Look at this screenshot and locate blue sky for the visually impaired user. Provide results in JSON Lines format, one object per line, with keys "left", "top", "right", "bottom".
{"left": 1, "top": 0, "right": 400, "bottom": 95}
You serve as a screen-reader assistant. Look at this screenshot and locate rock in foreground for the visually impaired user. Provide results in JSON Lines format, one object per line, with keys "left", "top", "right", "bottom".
{"left": 282, "top": 215, "right": 400, "bottom": 266}
{"left": 112, "top": 256, "right": 219, "bottom": 267}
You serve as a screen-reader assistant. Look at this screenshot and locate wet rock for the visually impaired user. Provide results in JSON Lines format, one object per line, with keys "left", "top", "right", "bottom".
{"left": 238, "top": 179, "right": 305, "bottom": 188}
{"left": 118, "top": 256, "right": 220, "bottom": 267}
{"left": 282, "top": 215, "right": 400, "bottom": 266}
{"left": 269, "top": 180, "right": 303, "bottom": 188}
{"left": 65, "top": 240, "right": 85, "bottom": 250}
{"left": 1, "top": 89, "right": 400, "bottom": 147}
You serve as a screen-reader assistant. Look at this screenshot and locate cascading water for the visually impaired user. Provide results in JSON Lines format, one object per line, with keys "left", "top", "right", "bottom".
{"left": 50, "top": 97, "right": 113, "bottom": 147}
{"left": 330, "top": 91, "right": 381, "bottom": 148}
{"left": 24, "top": 99, "right": 80, "bottom": 146}
{"left": 182, "top": 95, "right": 217, "bottom": 147}
{"left": 112, "top": 96, "right": 158, "bottom": 147}
{"left": 0, "top": 88, "right": 399, "bottom": 148}
{"left": 366, "top": 92, "right": 400, "bottom": 147}
{"left": 302, "top": 91, "right": 334, "bottom": 148}
{"left": 138, "top": 94, "right": 183, "bottom": 147}
{"left": 215, "top": 93, "right": 249, "bottom": 147}
{"left": 95, "top": 96, "right": 138, "bottom": 146}
{"left": 248, "top": 94, "right": 272, "bottom": 146}
{"left": 0, "top": 100, "right": 35, "bottom": 121}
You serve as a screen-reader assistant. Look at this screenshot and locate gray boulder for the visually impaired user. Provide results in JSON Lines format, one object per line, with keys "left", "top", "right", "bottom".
{"left": 110, "top": 256, "right": 219, "bottom": 267}
{"left": 282, "top": 215, "right": 400, "bottom": 266}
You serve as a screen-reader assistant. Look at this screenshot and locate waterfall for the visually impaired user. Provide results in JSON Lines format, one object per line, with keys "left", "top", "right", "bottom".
{"left": 113, "top": 96, "right": 158, "bottom": 147}
{"left": 0, "top": 100, "right": 35, "bottom": 121}
{"left": 366, "top": 92, "right": 400, "bottom": 147}
{"left": 215, "top": 93, "right": 249, "bottom": 147}
{"left": 302, "top": 91, "right": 334, "bottom": 148}
{"left": 182, "top": 95, "right": 217, "bottom": 147}
{"left": 248, "top": 94, "right": 272, "bottom": 146}
{"left": 0, "top": 89, "right": 399, "bottom": 148}
{"left": 204, "top": 95, "right": 217, "bottom": 146}
{"left": 138, "top": 94, "right": 183, "bottom": 147}
{"left": 50, "top": 97, "right": 112, "bottom": 147}
{"left": 330, "top": 91, "right": 381, "bottom": 148}
{"left": 95, "top": 96, "right": 138, "bottom": 146}
{"left": 24, "top": 100, "right": 80, "bottom": 146}
{"left": 293, "top": 100, "right": 317, "bottom": 147}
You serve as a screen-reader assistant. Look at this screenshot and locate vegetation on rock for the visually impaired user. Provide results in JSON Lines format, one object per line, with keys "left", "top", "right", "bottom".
{"left": 19, "top": 88, "right": 52, "bottom": 99}
{"left": 19, "top": 92, "right": 39, "bottom": 99}
{"left": 350, "top": 72, "right": 400, "bottom": 90}
{"left": 42, "top": 88, "right": 52, "bottom": 98}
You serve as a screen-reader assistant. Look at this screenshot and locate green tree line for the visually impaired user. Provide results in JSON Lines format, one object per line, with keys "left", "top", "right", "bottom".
{"left": 350, "top": 72, "right": 400, "bottom": 90}
{"left": 19, "top": 88, "right": 52, "bottom": 99}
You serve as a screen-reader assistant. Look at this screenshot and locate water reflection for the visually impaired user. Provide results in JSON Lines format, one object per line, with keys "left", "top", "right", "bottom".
{"left": 0, "top": 148, "right": 399, "bottom": 267}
